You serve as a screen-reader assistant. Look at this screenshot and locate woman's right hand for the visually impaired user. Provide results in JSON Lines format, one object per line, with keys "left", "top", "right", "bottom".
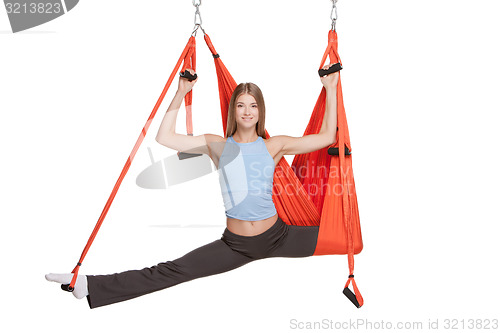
{"left": 320, "top": 64, "right": 340, "bottom": 89}
{"left": 178, "top": 68, "right": 198, "bottom": 95}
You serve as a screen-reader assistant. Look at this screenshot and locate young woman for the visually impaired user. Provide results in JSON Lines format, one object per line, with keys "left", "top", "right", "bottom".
{"left": 46, "top": 65, "right": 339, "bottom": 309}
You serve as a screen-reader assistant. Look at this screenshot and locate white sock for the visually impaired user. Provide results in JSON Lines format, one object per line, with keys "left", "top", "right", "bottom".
{"left": 45, "top": 273, "right": 88, "bottom": 299}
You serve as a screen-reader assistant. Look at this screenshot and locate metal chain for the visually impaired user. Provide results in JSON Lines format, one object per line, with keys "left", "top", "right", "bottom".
{"left": 191, "top": 0, "right": 205, "bottom": 36}
{"left": 330, "top": 0, "right": 338, "bottom": 31}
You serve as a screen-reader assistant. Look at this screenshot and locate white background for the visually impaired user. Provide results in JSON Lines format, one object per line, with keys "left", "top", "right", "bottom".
{"left": 1, "top": 0, "right": 499, "bottom": 332}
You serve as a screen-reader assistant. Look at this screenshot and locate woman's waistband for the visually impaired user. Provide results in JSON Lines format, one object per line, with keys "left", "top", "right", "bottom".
{"left": 222, "top": 216, "right": 285, "bottom": 240}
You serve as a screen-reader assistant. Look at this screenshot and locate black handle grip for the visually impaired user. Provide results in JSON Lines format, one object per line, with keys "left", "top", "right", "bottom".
{"left": 318, "top": 62, "right": 342, "bottom": 77}
{"left": 61, "top": 284, "right": 74, "bottom": 292}
{"left": 179, "top": 71, "right": 198, "bottom": 81}
{"left": 328, "top": 145, "right": 351, "bottom": 156}
{"left": 343, "top": 287, "right": 361, "bottom": 308}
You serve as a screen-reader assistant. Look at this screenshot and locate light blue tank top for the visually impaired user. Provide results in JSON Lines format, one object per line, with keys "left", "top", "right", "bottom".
{"left": 217, "top": 135, "right": 277, "bottom": 221}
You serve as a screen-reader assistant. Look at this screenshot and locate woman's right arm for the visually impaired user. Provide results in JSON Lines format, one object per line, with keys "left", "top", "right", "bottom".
{"left": 155, "top": 69, "right": 222, "bottom": 155}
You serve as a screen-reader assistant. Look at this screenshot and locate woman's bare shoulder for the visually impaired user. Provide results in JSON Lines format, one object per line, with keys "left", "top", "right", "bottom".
{"left": 263, "top": 135, "right": 287, "bottom": 163}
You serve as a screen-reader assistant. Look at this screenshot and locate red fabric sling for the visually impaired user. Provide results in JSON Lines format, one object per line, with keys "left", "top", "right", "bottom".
{"left": 67, "top": 30, "right": 363, "bottom": 307}
{"left": 205, "top": 30, "right": 363, "bottom": 306}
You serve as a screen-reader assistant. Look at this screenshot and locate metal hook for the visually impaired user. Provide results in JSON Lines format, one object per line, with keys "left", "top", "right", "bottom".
{"left": 330, "top": 0, "right": 338, "bottom": 31}
{"left": 191, "top": 0, "right": 205, "bottom": 36}
{"left": 194, "top": 4, "right": 202, "bottom": 26}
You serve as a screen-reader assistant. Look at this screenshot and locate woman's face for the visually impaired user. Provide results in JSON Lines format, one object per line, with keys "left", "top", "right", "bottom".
{"left": 235, "top": 93, "right": 259, "bottom": 130}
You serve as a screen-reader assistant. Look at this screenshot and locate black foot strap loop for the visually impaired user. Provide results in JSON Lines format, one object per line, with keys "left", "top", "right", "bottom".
{"left": 61, "top": 284, "right": 74, "bottom": 292}
{"left": 343, "top": 287, "right": 361, "bottom": 308}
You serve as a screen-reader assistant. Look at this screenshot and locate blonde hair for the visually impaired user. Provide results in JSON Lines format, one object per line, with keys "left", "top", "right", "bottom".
{"left": 226, "top": 83, "right": 266, "bottom": 139}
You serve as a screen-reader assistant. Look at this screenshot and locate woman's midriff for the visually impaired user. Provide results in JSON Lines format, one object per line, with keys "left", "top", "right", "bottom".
{"left": 226, "top": 213, "right": 279, "bottom": 237}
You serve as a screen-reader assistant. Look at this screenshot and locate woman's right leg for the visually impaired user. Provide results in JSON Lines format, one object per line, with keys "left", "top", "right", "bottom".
{"left": 86, "top": 239, "right": 254, "bottom": 308}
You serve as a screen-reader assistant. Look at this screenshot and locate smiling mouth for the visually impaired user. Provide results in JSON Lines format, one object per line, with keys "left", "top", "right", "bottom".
{"left": 242, "top": 117, "right": 253, "bottom": 120}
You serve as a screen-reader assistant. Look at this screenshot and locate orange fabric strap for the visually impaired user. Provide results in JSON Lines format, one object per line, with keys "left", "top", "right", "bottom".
{"left": 67, "top": 36, "right": 197, "bottom": 290}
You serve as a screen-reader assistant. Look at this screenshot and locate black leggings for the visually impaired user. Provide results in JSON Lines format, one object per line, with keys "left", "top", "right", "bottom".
{"left": 86, "top": 217, "right": 319, "bottom": 308}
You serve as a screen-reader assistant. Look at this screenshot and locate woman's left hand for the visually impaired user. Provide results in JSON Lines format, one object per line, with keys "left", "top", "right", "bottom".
{"left": 178, "top": 68, "right": 198, "bottom": 95}
{"left": 320, "top": 64, "right": 340, "bottom": 89}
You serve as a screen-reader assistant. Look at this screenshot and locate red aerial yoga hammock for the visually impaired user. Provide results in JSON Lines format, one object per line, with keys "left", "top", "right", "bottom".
{"left": 64, "top": 29, "right": 364, "bottom": 308}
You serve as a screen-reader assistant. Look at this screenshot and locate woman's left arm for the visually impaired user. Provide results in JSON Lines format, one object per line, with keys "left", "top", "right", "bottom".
{"left": 274, "top": 65, "right": 339, "bottom": 155}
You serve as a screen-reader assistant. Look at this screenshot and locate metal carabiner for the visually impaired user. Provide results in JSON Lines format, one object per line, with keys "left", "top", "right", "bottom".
{"left": 194, "top": 6, "right": 202, "bottom": 26}
{"left": 191, "top": 0, "right": 205, "bottom": 36}
{"left": 330, "top": 0, "right": 338, "bottom": 31}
